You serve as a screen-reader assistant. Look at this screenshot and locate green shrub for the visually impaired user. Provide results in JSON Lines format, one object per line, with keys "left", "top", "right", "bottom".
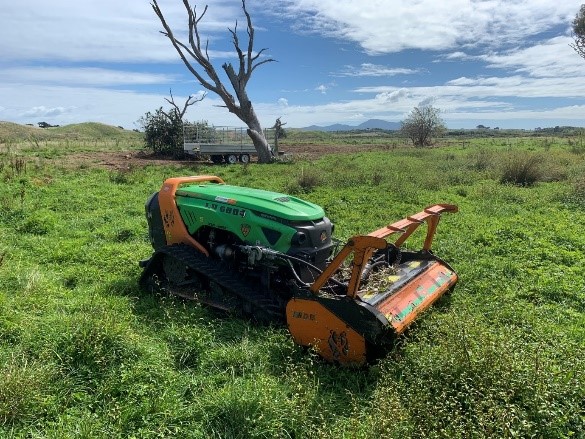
{"left": 109, "top": 166, "right": 134, "bottom": 184}
{"left": 18, "top": 209, "right": 57, "bottom": 235}
{"left": 570, "top": 173, "right": 585, "bottom": 203}
{"left": 380, "top": 320, "right": 585, "bottom": 438}
{"left": 568, "top": 138, "right": 585, "bottom": 154}
{"left": 284, "top": 168, "right": 322, "bottom": 194}
{"left": 0, "top": 354, "right": 57, "bottom": 425}
{"left": 467, "top": 148, "right": 495, "bottom": 171}
{"left": 166, "top": 325, "right": 213, "bottom": 370}
{"left": 499, "top": 153, "right": 544, "bottom": 186}
{"left": 50, "top": 313, "right": 140, "bottom": 385}
{"left": 138, "top": 107, "right": 184, "bottom": 157}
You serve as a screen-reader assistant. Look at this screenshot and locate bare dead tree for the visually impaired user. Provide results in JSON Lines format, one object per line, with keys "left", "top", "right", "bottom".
{"left": 571, "top": 4, "right": 585, "bottom": 60}
{"left": 152, "top": 0, "right": 276, "bottom": 163}
{"left": 161, "top": 88, "right": 206, "bottom": 120}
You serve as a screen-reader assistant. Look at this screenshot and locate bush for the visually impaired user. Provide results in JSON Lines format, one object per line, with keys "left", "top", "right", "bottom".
{"left": 138, "top": 107, "right": 184, "bottom": 157}
{"left": 18, "top": 209, "right": 57, "bottom": 235}
{"left": 284, "top": 168, "right": 322, "bottom": 194}
{"left": 468, "top": 148, "right": 495, "bottom": 171}
{"left": 52, "top": 314, "right": 139, "bottom": 384}
{"left": 109, "top": 166, "right": 135, "bottom": 184}
{"left": 570, "top": 173, "right": 585, "bottom": 203}
{"left": 0, "top": 354, "right": 56, "bottom": 425}
{"left": 499, "top": 153, "right": 544, "bottom": 186}
{"left": 400, "top": 105, "right": 446, "bottom": 147}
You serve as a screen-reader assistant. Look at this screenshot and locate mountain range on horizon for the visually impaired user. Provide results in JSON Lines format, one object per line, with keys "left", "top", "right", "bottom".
{"left": 300, "top": 119, "right": 401, "bottom": 132}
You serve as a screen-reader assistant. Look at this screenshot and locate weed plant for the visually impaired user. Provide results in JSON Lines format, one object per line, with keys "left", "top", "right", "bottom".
{"left": 0, "top": 131, "right": 584, "bottom": 437}
{"left": 499, "top": 152, "right": 544, "bottom": 186}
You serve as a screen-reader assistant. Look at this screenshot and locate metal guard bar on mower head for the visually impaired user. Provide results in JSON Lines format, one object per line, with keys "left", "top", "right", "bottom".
{"left": 309, "top": 204, "right": 458, "bottom": 298}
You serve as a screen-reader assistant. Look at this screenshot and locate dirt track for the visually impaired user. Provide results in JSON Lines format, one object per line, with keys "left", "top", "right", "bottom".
{"left": 65, "top": 143, "right": 391, "bottom": 170}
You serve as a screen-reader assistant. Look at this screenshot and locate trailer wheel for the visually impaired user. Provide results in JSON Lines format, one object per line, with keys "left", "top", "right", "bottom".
{"left": 210, "top": 155, "right": 223, "bottom": 164}
{"left": 226, "top": 154, "right": 238, "bottom": 164}
{"left": 240, "top": 154, "right": 250, "bottom": 164}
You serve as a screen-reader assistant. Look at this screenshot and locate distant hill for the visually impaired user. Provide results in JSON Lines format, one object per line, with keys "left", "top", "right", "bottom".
{"left": 301, "top": 119, "right": 401, "bottom": 132}
{"left": 0, "top": 121, "right": 141, "bottom": 142}
{"left": 301, "top": 123, "right": 354, "bottom": 132}
{"left": 357, "top": 119, "right": 401, "bottom": 130}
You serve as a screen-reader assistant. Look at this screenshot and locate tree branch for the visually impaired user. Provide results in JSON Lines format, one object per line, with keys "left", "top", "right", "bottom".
{"left": 571, "top": 4, "right": 585, "bottom": 60}
{"left": 152, "top": 0, "right": 237, "bottom": 113}
{"left": 570, "top": 39, "right": 585, "bottom": 59}
{"left": 164, "top": 89, "right": 207, "bottom": 119}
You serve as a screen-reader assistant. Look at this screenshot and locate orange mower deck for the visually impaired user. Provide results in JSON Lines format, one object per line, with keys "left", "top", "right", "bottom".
{"left": 287, "top": 204, "right": 458, "bottom": 365}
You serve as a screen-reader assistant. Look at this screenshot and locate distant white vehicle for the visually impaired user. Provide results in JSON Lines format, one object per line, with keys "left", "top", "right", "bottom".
{"left": 184, "top": 123, "right": 274, "bottom": 164}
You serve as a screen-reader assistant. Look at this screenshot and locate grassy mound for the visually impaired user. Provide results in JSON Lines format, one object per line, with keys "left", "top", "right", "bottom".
{"left": 0, "top": 121, "right": 141, "bottom": 143}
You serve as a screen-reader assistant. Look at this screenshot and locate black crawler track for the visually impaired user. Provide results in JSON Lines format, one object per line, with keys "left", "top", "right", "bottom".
{"left": 139, "top": 244, "right": 285, "bottom": 324}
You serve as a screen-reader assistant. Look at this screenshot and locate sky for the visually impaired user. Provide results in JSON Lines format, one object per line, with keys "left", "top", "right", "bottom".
{"left": 1, "top": 0, "right": 584, "bottom": 130}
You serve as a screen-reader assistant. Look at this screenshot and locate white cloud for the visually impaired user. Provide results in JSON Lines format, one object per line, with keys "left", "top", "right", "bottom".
{"left": 254, "top": 95, "right": 585, "bottom": 129}
{"left": 189, "top": 91, "right": 207, "bottom": 101}
{"left": 264, "top": 0, "right": 580, "bottom": 54}
{"left": 418, "top": 97, "right": 436, "bottom": 107}
{"left": 481, "top": 36, "right": 584, "bottom": 78}
{"left": 0, "top": 1, "right": 583, "bottom": 132}
{"left": 316, "top": 85, "right": 328, "bottom": 94}
{"left": 336, "top": 63, "right": 422, "bottom": 77}
{"left": 375, "top": 88, "right": 410, "bottom": 103}
{"left": 443, "top": 52, "right": 471, "bottom": 60}
{"left": 446, "top": 104, "right": 585, "bottom": 121}
{"left": 21, "top": 106, "right": 76, "bottom": 118}
{"left": 0, "top": 67, "right": 176, "bottom": 86}
{"left": 359, "top": 73, "right": 585, "bottom": 100}
{"left": 2, "top": 76, "right": 580, "bottom": 131}
{"left": 0, "top": 0, "right": 246, "bottom": 63}
{"left": 447, "top": 77, "right": 475, "bottom": 86}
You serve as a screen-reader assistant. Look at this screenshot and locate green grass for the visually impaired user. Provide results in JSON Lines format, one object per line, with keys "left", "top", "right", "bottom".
{"left": 0, "top": 121, "right": 141, "bottom": 142}
{"left": 0, "top": 128, "right": 584, "bottom": 437}
{"left": 0, "top": 122, "right": 143, "bottom": 160}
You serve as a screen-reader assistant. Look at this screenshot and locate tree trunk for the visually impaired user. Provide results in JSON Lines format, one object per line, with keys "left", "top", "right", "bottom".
{"left": 222, "top": 63, "right": 273, "bottom": 162}
{"left": 247, "top": 128, "right": 272, "bottom": 163}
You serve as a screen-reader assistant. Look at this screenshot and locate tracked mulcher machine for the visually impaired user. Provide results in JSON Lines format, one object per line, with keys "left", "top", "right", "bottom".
{"left": 140, "top": 175, "right": 458, "bottom": 365}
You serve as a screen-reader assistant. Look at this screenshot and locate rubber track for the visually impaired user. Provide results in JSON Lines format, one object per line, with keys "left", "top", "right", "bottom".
{"left": 141, "top": 244, "right": 285, "bottom": 324}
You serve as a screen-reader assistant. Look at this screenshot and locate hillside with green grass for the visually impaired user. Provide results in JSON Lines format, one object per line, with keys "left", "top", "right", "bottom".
{"left": 0, "top": 121, "right": 142, "bottom": 143}
{"left": 0, "top": 130, "right": 584, "bottom": 437}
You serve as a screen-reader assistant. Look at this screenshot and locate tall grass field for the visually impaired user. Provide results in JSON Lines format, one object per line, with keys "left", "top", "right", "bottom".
{"left": 0, "top": 123, "right": 584, "bottom": 438}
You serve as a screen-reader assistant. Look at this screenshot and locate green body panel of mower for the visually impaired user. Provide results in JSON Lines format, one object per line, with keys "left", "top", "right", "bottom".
{"left": 176, "top": 184, "right": 325, "bottom": 221}
{"left": 145, "top": 180, "right": 335, "bottom": 279}
{"left": 175, "top": 184, "right": 327, "bottom": 254}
